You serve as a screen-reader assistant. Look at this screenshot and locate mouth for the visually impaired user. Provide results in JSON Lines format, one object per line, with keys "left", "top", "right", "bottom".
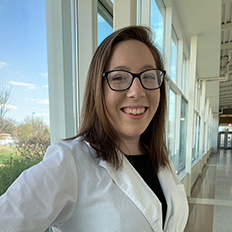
{"left": 121, "top": 107, "right": 147, "bottom": 115}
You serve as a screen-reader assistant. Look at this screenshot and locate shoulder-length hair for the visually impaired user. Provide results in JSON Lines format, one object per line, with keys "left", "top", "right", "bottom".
{"left": 71, "top": 25, "right": 170, "bottom": 175}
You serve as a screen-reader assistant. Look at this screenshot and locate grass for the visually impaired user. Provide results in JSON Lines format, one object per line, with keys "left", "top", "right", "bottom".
{"left": 0, "top": 146, "right": 18, "bottom": 165}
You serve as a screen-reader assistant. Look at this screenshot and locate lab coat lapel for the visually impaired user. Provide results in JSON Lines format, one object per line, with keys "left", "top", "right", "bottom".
{"left": 99, "top": 155, "right": 163, "bottom": 232}
{"left": 157, "top": 168, "right": 176, "bottom": 230}
{"left": 157, "top": 166, "right": 187, "bottom": 231}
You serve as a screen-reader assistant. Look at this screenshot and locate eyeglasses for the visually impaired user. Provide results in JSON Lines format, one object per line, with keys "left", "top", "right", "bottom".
{"left": 103, "top": 69, "right": 166, "bottom": 91}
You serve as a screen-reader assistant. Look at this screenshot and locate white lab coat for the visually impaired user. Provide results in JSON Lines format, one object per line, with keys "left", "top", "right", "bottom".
{"left": 0, "top": 137, "right": 188, "bottom": 232}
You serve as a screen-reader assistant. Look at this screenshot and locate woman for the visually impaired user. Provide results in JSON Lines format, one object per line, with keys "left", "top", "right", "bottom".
{"left": 0, "top": 26, "right": 188, "bottom": 232}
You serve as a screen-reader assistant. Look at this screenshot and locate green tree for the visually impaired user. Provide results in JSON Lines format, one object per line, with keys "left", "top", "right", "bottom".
{"left": 17, "top": 116, "right": 50, "bottom": 160}
{"left": 0, "top": 117, "right": 17, "bottom": 135}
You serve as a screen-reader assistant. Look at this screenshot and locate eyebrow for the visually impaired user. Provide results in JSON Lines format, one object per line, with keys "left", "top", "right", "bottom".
{"left": 112, "top": 64, "right": 156, "bottom": 71}
{"left": 141, "top": 64, "right": 156, "bottom": 70}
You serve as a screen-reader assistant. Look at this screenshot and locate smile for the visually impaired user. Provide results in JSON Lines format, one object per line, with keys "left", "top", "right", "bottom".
{"left": 122, "top": 107, "right": 147, "bottom": 115}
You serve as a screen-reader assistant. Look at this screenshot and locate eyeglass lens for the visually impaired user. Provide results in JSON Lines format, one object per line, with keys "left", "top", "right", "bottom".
{"left": 107, "top": 70, "right": 163, "bottom": 90}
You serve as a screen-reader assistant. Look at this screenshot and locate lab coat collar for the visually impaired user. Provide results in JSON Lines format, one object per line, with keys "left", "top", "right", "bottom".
{"left": 99, "top": 155, "right": 163, "bottom": 232}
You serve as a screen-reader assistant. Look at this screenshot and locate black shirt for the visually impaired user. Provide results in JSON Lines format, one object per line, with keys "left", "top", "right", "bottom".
{"left": 125, "top": 154, "right": 167, "bottom": 229}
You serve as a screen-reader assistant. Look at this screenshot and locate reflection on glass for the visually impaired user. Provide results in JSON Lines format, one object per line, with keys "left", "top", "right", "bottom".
{"left": 150, "top": 0, "right": 165, "bottom": 51}
{"left": 168, "top": 90, "right": 177, "bottom": 169}
{"left": 179, "top": 98, "right": 187, "bottom": 170}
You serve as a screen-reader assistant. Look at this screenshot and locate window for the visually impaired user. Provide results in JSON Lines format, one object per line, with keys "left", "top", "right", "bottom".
{"left": 0, "top": 0, "right": 49, "bottom": 155}
{"left": 0, "top": 0, "right": 49, "bottom": 126}
{"left": 170, "top": 28, "right": 178, "bottom": 83}
{"left": 203, "top": 122, "right": 206, "bottom": 153}
{"left": 182, "top": 55, "right": 187, "bottom": 95}
{"left": 196, "top": 81, "right": 201, "bottom": 111}
{"left": 98, "top": 1, "right": 113, "bottom": 45}
{"left": 192, "top": 113, "right": 197, "bottom": 160}
{"left": 168, "top": 90, "right": 177, "bottom": 169}
{"left": 0, "top": 2, "right": 51, "bottom": 223}
{"left": 179, "top": 98, "right": 187, "bottom": 170}
{"left": 197, "top": 117, "right": 201, "bottom": 158}
{"left": 150, "top": 0, "right": 165, "bottom": 51}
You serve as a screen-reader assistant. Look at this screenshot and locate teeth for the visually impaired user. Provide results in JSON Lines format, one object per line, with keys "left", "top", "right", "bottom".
{"left": 123, "top": 108, "right": 146, "bottom": 115}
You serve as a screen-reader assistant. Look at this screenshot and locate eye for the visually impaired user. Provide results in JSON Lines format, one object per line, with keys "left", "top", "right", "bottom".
{"left": 109, "top": 71, "right": 129, "bottom": 82}
{"left": 143, "top": 75, "right": 156, "bottom": 80}
{"left": 142, "top": 73, "right": 157, "bottom": 81}
{"left": 112, "top": 75, "right": 126, "bottom": 81}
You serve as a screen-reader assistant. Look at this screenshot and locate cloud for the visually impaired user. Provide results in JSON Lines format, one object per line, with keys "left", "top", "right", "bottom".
{"left": 42, "top": 85, "right": 48, "bottom": 88}
{"left": 31, "top": 98, "right": 49, "bottom": 105}
{"left": 39, "top": 72, "right": 48, "bottom": 78}
{"left": 2, "top": 84, "right": 11, "bottom": 89}
{"left": 0, "top": 60, "right": 8, "bottom": 69}
{"left": 31, "top": 107, "right": 39, "bottom": 110}
{"left": 8, "top": 81, "right": 36, "bottom": 90}
{"left": 0, "top": 104, "right": 18, "bottom": 110}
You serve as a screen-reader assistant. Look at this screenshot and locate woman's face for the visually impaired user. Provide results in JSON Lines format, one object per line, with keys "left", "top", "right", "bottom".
{"left": 103, "top": 40, "right": 160, "bottom": 142}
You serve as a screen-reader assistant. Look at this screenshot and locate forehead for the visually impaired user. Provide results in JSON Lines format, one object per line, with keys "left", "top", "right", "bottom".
{"left": 105, "top": 40, "right": 156, "bottom": 72}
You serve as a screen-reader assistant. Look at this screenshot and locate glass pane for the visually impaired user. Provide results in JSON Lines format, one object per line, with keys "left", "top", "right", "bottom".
{"left": 0, "top": 0, "right": 50, "bottom": 198}
{"left": 97, "top": 12, "right": 113, "bottom": 45}
{"left": 170, "top": 37, "right": 177, "bottom": 83}
{"left": 168, "top": 90, "right": 177, "bottom": 169}
{"left": 150, "top": 0, "right": 165, "bottom": 51}
{"left": 179, "top": 98, "right": 188, "bottom": 170}
{"left": 192, "top": 113, "right": 197, "bottom": 160}
{"left": 182, "top": 55, "right": 186, "bottom": 94}
{"left": 203, "top": 123, "right": 206, "bottom": 153}
{"left": 0, "top": 0, "right": 49, "bottom": 125}
{"left": 227, "top": 134, "right": 232, "bottom": 147}
{"left": 197, "top": 117, "right": 200, "bottom": 158}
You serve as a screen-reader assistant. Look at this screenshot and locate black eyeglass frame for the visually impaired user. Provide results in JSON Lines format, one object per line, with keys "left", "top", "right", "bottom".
{"left": 103, "top": 69, "right": 166, "bottom": 91}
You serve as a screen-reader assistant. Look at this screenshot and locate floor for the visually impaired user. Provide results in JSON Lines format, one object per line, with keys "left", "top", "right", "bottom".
{"left": 185, "top": 149, "right": 232, "bottom": 232}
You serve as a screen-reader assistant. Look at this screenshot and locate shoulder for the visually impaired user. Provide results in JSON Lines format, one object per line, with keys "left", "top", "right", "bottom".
{"left": 43, "top": 136, "right": 97, "bottom": 165}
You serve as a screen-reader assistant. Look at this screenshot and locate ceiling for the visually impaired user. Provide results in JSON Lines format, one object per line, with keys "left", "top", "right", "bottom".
{"left": 168, "top": 0, "right": 232, "bottom": 126}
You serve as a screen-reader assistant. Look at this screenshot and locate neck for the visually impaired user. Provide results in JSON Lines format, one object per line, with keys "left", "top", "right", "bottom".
{"left": 119, "top": 137, "right": 145, "bottom": 155}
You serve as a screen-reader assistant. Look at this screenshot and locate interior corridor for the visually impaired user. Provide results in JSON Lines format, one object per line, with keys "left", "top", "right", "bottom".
{"left": 185, "top": 149, "right": 232, "bottom": 232}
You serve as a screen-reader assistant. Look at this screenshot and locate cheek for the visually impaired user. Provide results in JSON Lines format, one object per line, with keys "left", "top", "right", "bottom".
{"left": 150, "top": 90, "right": 160, "bottom": 108}
{"left": 103, "top": 81, "right": 118, "bottom": 115}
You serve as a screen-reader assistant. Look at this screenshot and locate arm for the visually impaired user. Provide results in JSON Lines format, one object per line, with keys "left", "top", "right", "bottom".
{"left": 0, "top": 143, "right": 78, "bottom": 232}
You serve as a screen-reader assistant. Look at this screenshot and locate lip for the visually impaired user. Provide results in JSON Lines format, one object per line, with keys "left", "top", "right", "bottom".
{"left": 120, "top": 106, "right": 148, "bottom": 119}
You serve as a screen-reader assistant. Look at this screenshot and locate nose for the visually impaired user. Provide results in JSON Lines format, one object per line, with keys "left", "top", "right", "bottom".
{"left": 126, "top": 77, "right": 145, "bottom": 99}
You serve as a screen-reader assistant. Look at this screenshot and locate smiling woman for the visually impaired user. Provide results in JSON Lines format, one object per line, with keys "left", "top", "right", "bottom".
{"left": 0, "top": 25, "right": 188, "bottom": 232}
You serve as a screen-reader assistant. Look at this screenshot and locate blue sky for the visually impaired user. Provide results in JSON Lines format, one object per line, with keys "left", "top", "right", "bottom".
{"left": 0, "top": 0, "right": 49, "bottom": 125}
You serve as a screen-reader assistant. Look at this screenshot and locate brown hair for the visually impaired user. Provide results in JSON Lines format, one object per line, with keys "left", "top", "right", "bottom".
{"left": 70, "top": 25, "right": 170, "bottom": 174}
